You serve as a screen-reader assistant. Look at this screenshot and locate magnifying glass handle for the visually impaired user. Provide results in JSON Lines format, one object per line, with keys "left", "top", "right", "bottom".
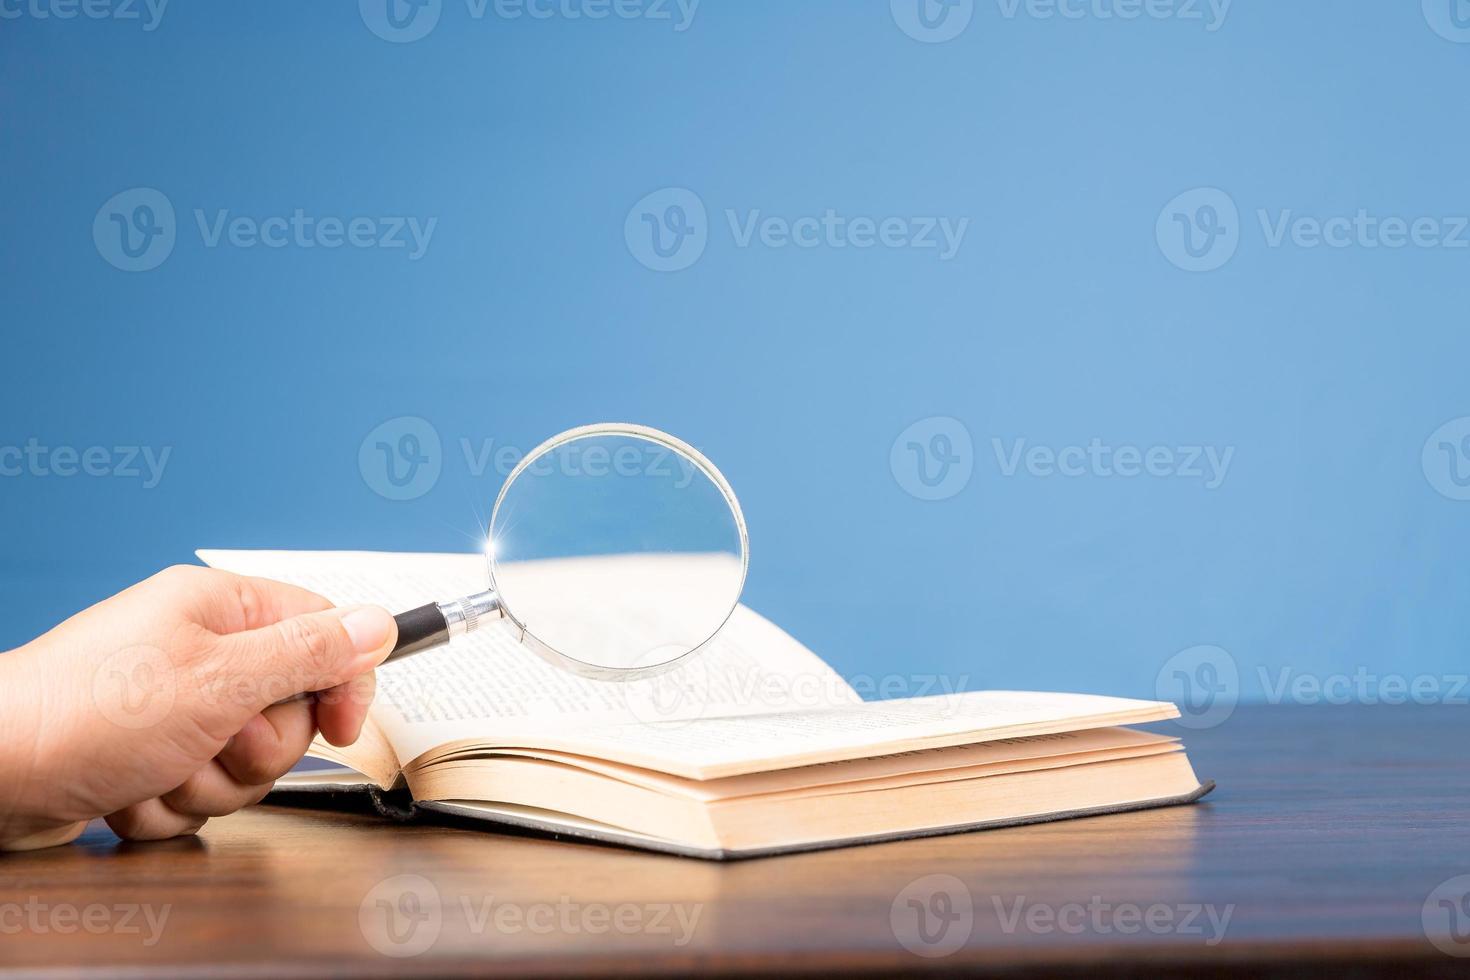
{"left": 390, "top": 603, "right": 450, "bottom": 661}
{"left": 386, "top": 591, "right": 503, "bottom": 665}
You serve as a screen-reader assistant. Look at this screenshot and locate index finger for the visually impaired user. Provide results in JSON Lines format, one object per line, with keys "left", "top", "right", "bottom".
{"left": 193, "top": 572, "right": 336, "bottom": 635}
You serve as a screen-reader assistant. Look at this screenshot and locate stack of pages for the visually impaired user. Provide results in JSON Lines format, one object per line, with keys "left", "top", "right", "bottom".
{"left": 200, "top": 551, "right": 1212, "bottom": 859}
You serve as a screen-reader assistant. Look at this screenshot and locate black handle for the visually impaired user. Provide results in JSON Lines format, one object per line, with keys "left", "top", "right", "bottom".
{"left": 388, "top": 602, "right": 450, "bottom": 663}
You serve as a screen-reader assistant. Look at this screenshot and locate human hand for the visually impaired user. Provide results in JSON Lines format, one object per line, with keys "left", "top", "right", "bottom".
{"left": 0, "top": 565, "right": 396, "bottom": 850}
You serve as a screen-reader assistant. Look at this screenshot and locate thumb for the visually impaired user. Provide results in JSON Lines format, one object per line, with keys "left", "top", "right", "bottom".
{"left": 216, "top": 605, "right": 397, "bottom": 710}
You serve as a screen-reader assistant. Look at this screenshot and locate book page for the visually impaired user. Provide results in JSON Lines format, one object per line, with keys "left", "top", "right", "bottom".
{"left": 418, "top": 727, "right": 1179, "bottom": 801}
{"left": 196, "top": 550, "right": 859, "bottom": 769}
{"left": 486, "top": 691, "right": 1182, "bottom": 779}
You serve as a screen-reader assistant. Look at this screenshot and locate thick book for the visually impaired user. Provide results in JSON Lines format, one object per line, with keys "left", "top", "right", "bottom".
{"left": 198, "top": 550, "right": 1213, "bottom": 860}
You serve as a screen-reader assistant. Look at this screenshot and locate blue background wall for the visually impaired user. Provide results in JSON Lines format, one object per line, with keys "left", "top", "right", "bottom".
{"left": 3, "top": 0, "right": 1469, "bottom": 703}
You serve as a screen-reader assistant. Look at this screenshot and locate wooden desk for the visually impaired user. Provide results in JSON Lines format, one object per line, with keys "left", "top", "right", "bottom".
{"left": 3, "top": 705, "right": 1469, "bottom": 977}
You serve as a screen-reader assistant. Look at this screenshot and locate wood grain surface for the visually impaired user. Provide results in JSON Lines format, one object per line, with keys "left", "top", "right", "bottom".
{"left": 3, "top": 704, "right": 1469, "bottom": 977}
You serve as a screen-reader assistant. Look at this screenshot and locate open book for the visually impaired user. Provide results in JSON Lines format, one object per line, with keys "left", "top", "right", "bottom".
{"left": 198, "top": 550, "right": 1212, "bottom": 859}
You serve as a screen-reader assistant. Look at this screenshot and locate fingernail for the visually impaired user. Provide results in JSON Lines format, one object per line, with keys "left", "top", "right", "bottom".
{"left": 338, "top": 606, "right": 394, "bottom": 657}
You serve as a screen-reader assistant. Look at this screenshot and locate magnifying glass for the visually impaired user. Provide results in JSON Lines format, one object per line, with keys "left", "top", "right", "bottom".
{"left": 384, "top": 423, "right": 748, "bottom": 681}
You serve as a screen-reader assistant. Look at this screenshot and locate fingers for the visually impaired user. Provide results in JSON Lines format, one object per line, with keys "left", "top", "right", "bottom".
{"left": 160, "top": 760, "right": 273, "bottom": 819}
{"left": 315, "top": 670, "right": 377, "bottom": 747}
{"left": 215, "top": 701, "right": 317, "bottom": 785}
{"left": 114, "top": 700, "right": 331, "bottom": 840}
{"left": 211, "top": 605, "right": 396, "bottom": 715}
{"left": 233, "top": 575, "right": 337, "bottom": 629}
{"left": 105, "top": 798, "right": 207, "bottom": 842}
{"left": 0, "top": 822, "right": 88, "bottom": 852}
{"left": 145, "top": 566, "right": 335, "bottom": 636}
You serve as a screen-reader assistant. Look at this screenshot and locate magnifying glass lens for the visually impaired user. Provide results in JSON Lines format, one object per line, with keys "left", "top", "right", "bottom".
{"left": 489, "top": 430, "right": 746, "bottom": 674}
